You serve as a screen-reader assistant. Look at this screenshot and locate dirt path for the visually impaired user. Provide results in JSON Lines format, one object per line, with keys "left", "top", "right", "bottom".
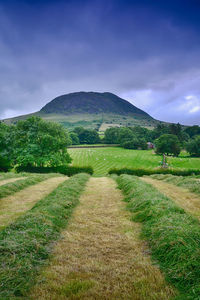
{"left": 30, "top": 177, "right": 175, "bottom": 300}
{"left": 142, "top": 177, "right": 200, "bottom": 219}
{"left": 0, "top": 177, "right": 26, "bottom": 187}
{"left": 0, "top": 176, "right": 67, "bottom": 229}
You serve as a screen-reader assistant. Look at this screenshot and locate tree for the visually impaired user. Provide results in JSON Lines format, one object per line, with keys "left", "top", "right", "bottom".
{"left": 186, "top": 136, "right": 200, "bottom": 157}
{"left": 0, "top": 122, "right": 16, "bottom": 170}
{"left": 69, "top": 132, "right": 80, "bottom": 145}
{"left": 13, "top": 117, "right": 72, "bottom": 167}
{"left": 104, "top": 127, "right": 120, "bottom": 144}
{"left": 118, "top": 127, "right": 135, "bottom": 145}
{"left": 184, "top": 125, "right": 200, "bottom": 138}
{"left": 122, "top": 137, "right": 147, "bottom": 150}
{"left": 155, "top": 134, "right": 181, "bottom": 156}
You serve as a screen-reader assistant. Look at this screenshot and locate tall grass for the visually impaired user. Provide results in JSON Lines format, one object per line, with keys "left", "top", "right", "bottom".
{"left": 0, "top": 173, "right": 59, "bottom": 199}
{"left": 116, "top": 174, "right": 200, "bottom": 299}
{"left": 0, "top": 173, "right": 89, "bottom": 299}
{"left": 150, "top": 174, "right": 200, "bottom": 195}
{"left": 0, "top": 172, "right": 27, "bottom": 181}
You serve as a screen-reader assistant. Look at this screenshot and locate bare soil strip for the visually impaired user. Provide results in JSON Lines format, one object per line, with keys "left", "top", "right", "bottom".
{"left": 30, "top": 177, "right": 175, "bottom": 300}
{"left": 142, "top": 177, "right": 200, "bottom": 219}
{"left": 0, "top": 176, "right": 67, "bottom": 229}
{"left": 0, "top": 177, "right": 26, "bottom": 187}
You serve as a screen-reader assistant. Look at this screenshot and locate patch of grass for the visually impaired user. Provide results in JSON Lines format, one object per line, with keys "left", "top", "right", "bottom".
{"left": 69, "top": 147, "right": 200, "bottom": 176}
{"left": 0, "top": 173, "right": 89, "bottom": 299}
{"left": 60, "top": 280, "right": 94, "bottom": 297}
{"left": 150, "top": 174, "right": 200, "bottom": 196}
{"left": 116, "top": 174, "right": 200, "bottom": 299}
{"left": 0, "top": 173, "right": 58, "bottom": 199}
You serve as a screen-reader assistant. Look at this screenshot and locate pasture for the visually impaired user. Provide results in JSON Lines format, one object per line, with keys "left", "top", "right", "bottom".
{"left": 69, "top": 147, "right": 200, "bottom": 176}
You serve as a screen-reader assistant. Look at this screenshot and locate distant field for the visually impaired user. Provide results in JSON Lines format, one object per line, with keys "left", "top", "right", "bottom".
{"left": 69, "top": 147, "right": 200, "bottom": 176}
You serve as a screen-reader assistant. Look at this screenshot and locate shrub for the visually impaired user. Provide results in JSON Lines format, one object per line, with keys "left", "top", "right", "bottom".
{"left": 16, "top": 165, "right": 94, "bottom": 176}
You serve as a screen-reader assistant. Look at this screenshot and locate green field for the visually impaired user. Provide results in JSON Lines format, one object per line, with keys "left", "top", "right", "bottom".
{"left": 69, "top": 147, "right": 200, "bottom": 176}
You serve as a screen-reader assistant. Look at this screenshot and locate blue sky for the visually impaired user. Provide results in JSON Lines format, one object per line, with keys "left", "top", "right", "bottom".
{"left": 0, "top": 0, "right": 200, "bottom": 125}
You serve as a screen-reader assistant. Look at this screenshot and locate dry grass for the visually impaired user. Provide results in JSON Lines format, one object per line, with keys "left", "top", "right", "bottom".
{"left": 142, "top": 177, "right": 200, "bottom": 219}
{"left": 0, "top": 176, "right": 67, "bottom": 229}
{"left": 30, "top": 177, "right": 175, "bottom": 300}
{"left": 0, "top": 176, "right": 26, "bottom": 187}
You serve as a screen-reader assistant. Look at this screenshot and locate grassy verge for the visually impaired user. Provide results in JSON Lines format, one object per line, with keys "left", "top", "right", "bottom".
{"left": 116, "top": 174, "right": 200, "bottom": 299}
{"left": 0, "top": 173, "right": 59, "bottom": 199}
{"left": 150, "top": 174, "right": 200, "bottom": 196}
{"left": 0, "top": 173, "right": 89, "bottom": 299}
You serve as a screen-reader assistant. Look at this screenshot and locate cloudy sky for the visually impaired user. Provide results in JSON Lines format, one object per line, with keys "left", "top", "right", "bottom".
{"left": 0, "top": 0, "right": 200, "bottom": 125}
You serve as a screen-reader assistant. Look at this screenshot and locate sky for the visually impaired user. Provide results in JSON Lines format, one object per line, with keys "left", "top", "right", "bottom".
{"left": 0, "top": 0, "right": 200, "bottom": 125}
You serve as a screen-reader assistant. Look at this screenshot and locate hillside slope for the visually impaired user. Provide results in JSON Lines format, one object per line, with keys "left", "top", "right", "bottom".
{"left": 40, "top": 92, "right": 151, "bottom": 117}
{"left": 3, "top": 92, "right": 160, "bottom": 130}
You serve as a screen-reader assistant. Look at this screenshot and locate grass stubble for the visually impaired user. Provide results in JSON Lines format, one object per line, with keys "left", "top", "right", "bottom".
{"left": 0, "top": 173, "right": 89, "bottom": 299}
{"left": 30, "top": 177, "right": 175, "bottom": 300}
{"left": 116, "top": 174, "right": 200, "bottom": 299}
{"left": 0, "top": 176, "right": 67, "bottom": 229}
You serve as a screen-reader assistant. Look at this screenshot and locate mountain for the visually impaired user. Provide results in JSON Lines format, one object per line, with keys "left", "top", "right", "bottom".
{"left": 3, "top": 92, "right": 160, "bottom": 130}
{"left": 40, "top": 92, "right": 151, "bottom": 117}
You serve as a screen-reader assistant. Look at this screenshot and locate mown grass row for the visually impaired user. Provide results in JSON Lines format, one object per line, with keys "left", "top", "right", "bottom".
{"left": 116, "top": 174, "right": 200, "bottom": 299}
{"left": 0, "top": 172, "right": 27, "bottom": 181}
{"left": 0, "top": 173, "right": 89, "bottom": 299}
{"left": 150, "top": 174, "right": 200, "bottom": 196}
{"left": 0, "top": 173, "right": 60, "bottom": 199}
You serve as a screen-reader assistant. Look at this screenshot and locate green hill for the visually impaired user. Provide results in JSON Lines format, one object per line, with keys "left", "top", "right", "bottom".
{"left": 3, "top": 92, "right": 160, "bottom": 131}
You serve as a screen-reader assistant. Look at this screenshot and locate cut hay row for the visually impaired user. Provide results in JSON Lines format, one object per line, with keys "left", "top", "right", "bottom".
{"left": 142, "top": 177, "right": 200, "bottom": 220}
{"left": 116, "top": 174, "right": 200, "bottom": 299}
{"left": 0, "top": 176, "right": 27, "bottom": 187}
{"left": 30, "top": 177, "right": 175, "bottom": 300}
{"left": 0, "top": 173, "right": 89, "bottom": 299}
{"left": 150, "top": 174, "right": 200, "bottom": 196}
{"left": 0, "top": 176, "right": 67, "bottom": 230}
{"left": 0, "top": 172, "right": 27, "bottom": 181}
{"left": 0, "top": 173, "right": 60, "bottom": 200}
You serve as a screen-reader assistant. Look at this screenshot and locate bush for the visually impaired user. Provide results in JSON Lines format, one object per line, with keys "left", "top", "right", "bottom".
{"left": 15, "top": 165, "right": 94, "bottom": 176}
{"left": 108, "top": 167, "right": 200, "bottom": 176}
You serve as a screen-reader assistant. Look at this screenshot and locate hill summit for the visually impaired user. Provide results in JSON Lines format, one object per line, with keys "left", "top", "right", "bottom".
{"left": 40, "top": 91, "right": 151, "bottom": 117}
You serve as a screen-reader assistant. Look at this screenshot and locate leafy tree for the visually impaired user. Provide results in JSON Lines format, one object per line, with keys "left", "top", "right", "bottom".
{"left": 13, "top": 117, "right": 72, "bottom": 167}
{"left": 104, "top": 127, "right": 120, "bottom": 144}
{"left": 69, "top": 132, "right": 80, "bottom": 145}
{"left": 0, "top": 122, "right": 16, "bottom": 170}
{"left": 122, "top": 137, "right": 147, "bottom": 150}
{"left": 186, "top": 136, "right": 200, "bottom": 157}
{"left": 118, "top": 127, "right": 135, "bottom": 145}
{"left": 184, "top": 125, "right": 200, "bottom": 138}
{"left": 155, "top": 134, "right": 181, "bottom": 156}
{"left": 73, "top": 127, "right": 100, "bottom": 144}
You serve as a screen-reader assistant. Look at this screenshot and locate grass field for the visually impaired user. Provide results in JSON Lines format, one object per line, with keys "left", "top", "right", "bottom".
{"left": 69, "top": 147, "right": 200, "bottom": 176}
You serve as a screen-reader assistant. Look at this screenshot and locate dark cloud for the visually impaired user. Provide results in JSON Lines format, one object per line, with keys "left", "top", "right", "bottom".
{"left": 0, "top": 0, "right": 200, "bottom": 125}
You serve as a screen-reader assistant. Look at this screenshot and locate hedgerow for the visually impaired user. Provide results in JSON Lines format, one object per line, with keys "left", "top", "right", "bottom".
{"left": 109, "top": 167, "right": 200, "bottom": 177}
{"left": 116, "top": 174, "right": 200, "bottom": 299}
{"left": 16, "top": 165, "right": 94, "bottom": 176}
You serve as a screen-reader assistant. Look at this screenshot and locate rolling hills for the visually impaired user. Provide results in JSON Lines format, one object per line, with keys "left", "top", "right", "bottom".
{"left": 3, "top": 91, "right": 160, "bottom": 130}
